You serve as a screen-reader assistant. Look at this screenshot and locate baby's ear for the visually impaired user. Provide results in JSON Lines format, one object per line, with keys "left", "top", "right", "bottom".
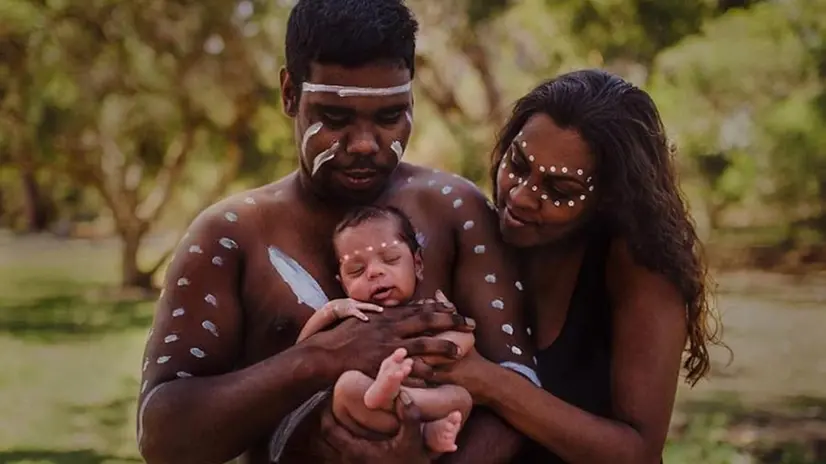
{"left": 414, "top": 249, "right": 424, "bottom": 281}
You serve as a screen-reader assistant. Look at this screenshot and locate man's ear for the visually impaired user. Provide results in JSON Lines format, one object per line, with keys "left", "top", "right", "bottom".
{"left": 280, "top": 67, "right": 298, "bottom": 117}
{"left": 414, "top": 249, "right": 424, "bottom": 281}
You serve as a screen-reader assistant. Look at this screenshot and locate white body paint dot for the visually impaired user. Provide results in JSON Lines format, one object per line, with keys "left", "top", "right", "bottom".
{"left": 527, "top": 327, "right": 532, "bottom": 335}
{"left": 202, "top": 320, "right": 219, "bottom": 337}
{"left": 190, "top": 348, "right": 206, "bottom": 358}
{"left": 453, "top": 199, "right": 463, "bottom": 208}
{"left": 474, "top": 245, "right": 486, "bottom": 254}
{"left": 407, "top": 177, "right": 413, "bottom": 183}
{"left": 511, "top": 346, "right": 523, "bottom": 355}
{"left": 219, "top": 237, "right": 238, "bottom": 249}
{"left": 142, "top": 358, "right": 149, "bottom": 372}
{"left": 244, "top": 197, "right": 256, "bottom": 205}
{"left": 508, "top": 173, "right": 515, "bottom": 179}
{"left": 568, "top": 200, "right": 575, "bottom": 207}
{"left": 212, "top": 256, "right": 223, "bottom": 266}
{"left": 577, "top": 169, "right": 584, "bottom": 175}
{"left": 485, "top": 274, "right": 497, "bottom": 283}
{"left": 157, "top": 356, "right": 171, "bottom": 364}
{"left": 515, "top": 281, "right": 523, "bottom": 291}
{"left": 580, "top": 195, "right": 586, "bottom": 201}
{"left": 502, "top": 324, "right": 514, "bottom": 335}
{"left": 589, "top": 185, "right": 595, "bottom": 191}
{"left": 164, "top": 334, "right": 179, "bottom": 343}
{"left": 189, "top": 245, "right": 203, "bottom": 254}
{"left": 176, "top": 371, "right": 193, "bottom": 378}
{"left": 224, "top": 212, "right": 238, "bottom": 222}
{"left": 441, "top": 186, "right": 453, "bottom": 195}
{"left": 491, "top": 299, "right": 505, "bottom": 310}
{"left": 172, "top": 307, "right": 185, "bottom": 317}
{"left": 463, "top": 220, "right": 475, "bottom": 230}
{"left": 141, "top": 380, "right": 148, "bottom": 393}
{"left": 177, "top": 278, "right": 190, "bottom": 287}
{"left": 561, "top": 167, "right": 568, "bottom": 173}
{"left": 541, "top": 194, "right": 548, "bottom": 200}
{"left": 428, "top": 180, "right": 436, "bottom": 186}
{"left": 205, "top": 294, "right": 218, "bottom": 307}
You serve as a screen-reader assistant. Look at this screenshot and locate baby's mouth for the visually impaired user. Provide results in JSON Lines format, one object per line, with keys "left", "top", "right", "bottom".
{"left": 371, "top": 286, "right": 395, "bottom": 301}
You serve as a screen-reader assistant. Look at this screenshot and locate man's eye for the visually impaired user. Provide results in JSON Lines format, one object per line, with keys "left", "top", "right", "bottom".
{"left": 376, "top": 110, "right": 403, "bottom": 125}
{"left": 321, "top": 112, "right": 350, "bottom": 127}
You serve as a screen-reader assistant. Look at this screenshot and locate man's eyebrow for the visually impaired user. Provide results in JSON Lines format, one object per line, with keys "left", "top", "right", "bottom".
{"left": 311, "top": 103, "right": 355, "bottom": 114}
{"left": 376, "top": 103, "right": 410, "bottom": 113}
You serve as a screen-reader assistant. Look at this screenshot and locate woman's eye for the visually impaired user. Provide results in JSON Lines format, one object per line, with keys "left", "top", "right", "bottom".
{"left": 509, "top": 151, "right": 528, "bottom": 173}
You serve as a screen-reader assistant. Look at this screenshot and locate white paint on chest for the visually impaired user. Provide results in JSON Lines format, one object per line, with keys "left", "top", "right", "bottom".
{"left": 267, "top": 246, "right": 330, "bottom": 311}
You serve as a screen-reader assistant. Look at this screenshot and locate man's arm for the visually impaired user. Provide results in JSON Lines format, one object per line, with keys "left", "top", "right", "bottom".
{"left": 137, "top": 198, "right": 334, "bottom": 464}
{"left": 440, "top": 178, "right": 539, "bottom": 462}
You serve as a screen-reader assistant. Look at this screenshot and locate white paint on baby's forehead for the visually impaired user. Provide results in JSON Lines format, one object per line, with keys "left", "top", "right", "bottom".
{"left": 301, "top": 81, "right": 412, "bottom": 98}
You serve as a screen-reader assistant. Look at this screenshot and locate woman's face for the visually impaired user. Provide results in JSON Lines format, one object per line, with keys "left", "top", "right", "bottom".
{"left": 495, "top": 113, "right": 599, "bottom": 248}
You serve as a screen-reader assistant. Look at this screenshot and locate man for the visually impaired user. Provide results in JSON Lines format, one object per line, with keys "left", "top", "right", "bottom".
{"left": 136, "top": 1, "right": 539, "bottom": 462}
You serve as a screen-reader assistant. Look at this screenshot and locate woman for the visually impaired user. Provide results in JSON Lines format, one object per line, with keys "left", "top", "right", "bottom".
{"left": 429, "top": 69, "right": 724, "bottom": 463}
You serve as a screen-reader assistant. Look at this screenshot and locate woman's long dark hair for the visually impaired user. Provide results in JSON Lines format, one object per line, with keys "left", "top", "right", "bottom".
{"left": 491, "top": 69, "right": 723, "bottom": 385}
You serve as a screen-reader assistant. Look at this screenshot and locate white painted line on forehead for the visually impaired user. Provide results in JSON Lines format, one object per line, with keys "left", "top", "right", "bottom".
{"left": 302, "top": 81, "right": 412, "bottom": 97}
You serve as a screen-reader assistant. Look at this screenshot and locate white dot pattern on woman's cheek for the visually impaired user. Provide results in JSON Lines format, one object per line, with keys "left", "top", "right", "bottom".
{"left": 515, "top": 281, "right": 523, "bottom": 291}
{"left": 474, "top": 245, "right": 486, "bottom": 254}
{"left": 568, "top": 200, "right": 575, "bottom": 207}
{"left": 554, "top": 200, "right": 560, "bottom": 207}
{"left": 589, "top": 185, "right": 595, "bottom": 191}
{"left": 453, "top": 199, "right": 463, "bottom": 208}
{"left": 177, "top": 277, "right": 190, "bottom": 287}
{"left": 211, "top": 256, "right": 223, "bottom": 266}
{"left": 202, "top": 320, "right": 219, "bottom": 337}
{"left": 164, "top": 334, "right": 179, "bottom": 343}
{"left": 157, "top": 356, "right": 171, "bottom": 364}
{"left": 508, "top": 173, "right": 515, "bottom": 179}
{"left": 511, "top": 346, "right": 523, "bottom": 355}
{"left": 441, "top": 186, "right": 452, "bottom": 195}
{"left": 224, "top": 212, "right": 238, "bottom": 222}
{"left": 463, "top": 220, "right": 475, "bottom": 230}
{"left": 189, "top": 245, "right": 203, "bottom": 254}
{"left": 580, "top": 195, "right": 586, "bottom": 201}
{"left": 577, "top": 169, "right": 584, "bottom": 175}
{"left": 176, "top": 371, "right": 193, "bottom": 378}
{"left": 205, "top": 294, "right": 217, "bottom": 307}
{"left": 491, "top": 299, "right": 505, "bottom": 310}
{"left": 502, "top": 324, "right": 513, "bottom": 335}
{"left": 561, "top": 167, "right": 568, "bottom": 173}
{"left": 190, "top": 348, "right": 206, "bottom": 358}
{"left": 485, "top": 274, "right": 497, "bottom": 283}
{"left": 219, "top": 237, "right": 238, "bottom": 250}
{"left": 172, "top": 307, "right": 185, "bottom": 317}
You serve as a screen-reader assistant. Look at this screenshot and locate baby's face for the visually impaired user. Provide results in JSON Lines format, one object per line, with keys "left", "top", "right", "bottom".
{"left": 335, "top": 217, "right": 421, "bottom": 307}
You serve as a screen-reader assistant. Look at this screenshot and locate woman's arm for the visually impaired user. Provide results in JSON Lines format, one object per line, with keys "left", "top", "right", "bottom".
{"left": 434, "top": 239, "right": 688, "bottom": 464}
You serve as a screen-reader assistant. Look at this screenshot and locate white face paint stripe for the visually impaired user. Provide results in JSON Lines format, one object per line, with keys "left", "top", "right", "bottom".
{"left": 302, "top": 81, "right": 412, "bottom": 97}
{"left": 390, "top": 140, "right": 404, "bottom": 161}
{"left": 301, "top": 122, "right": 323, "bottom": 159}
{"left": 311, "top": 141, "right": 340, "bottom": 176}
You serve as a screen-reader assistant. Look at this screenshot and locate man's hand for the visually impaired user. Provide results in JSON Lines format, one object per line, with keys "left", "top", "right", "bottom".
{"left": 306, "top": 300, "right": 476, "bottom": 381}
{"left": 320, "top": 391, "right": 431, "bottom": 464}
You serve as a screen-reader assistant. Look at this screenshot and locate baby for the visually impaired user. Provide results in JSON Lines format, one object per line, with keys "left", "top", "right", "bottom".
{"left": 296, "top": 205, "right": 474, "bottom": 455}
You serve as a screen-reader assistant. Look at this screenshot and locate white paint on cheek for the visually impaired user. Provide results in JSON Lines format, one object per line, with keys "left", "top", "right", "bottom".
{"left": 502, "top": 323, "right": 513, "bottom": 335}
{"left": 212, "top": 256, "right": 223, "bottom": 266}
{"left": 267, "top": 246, "right": 330, "bottom": 311}
{"left": 176, "top": 371, "right": 193, "bottom": 378}
{"left": 157, "top": 356, "right": 171, "bottom": 364}
{"left": 474, "top": 245, "right": 486, "bottom": 254}
{"left": 390, "top": 140, "right": 404, "bottom": 161}
{"left": 311, "top": 141, "right": 341, "bottom": 176}
{"left": 301, "top": 122, "right": 323, "bottom": 158}
{"left": 188, "top": 245, "right": 203, "bottom": 254}
{"left": 224, "top": 212, "right": 238, "bottom": 222}
{"left": 190, "top": 347, "right": 206, "bottom": 358}
{"left": 172, "top": 307, "right": 185, "bottom": 317}
{"left": 485, "top": 274, "right": 497, "bottom": 283}
{"left": 219, "top": 237, "right": 238, "bottom": 250}
{"left": 164, "top": 334, "right": 179, "bottom": 343}
{"left": 177, "top": 277, "right": 190, "bottom": 287}
{"left": 453, "top": 199, "right": 463, "bottom": 208}
{"left": 463, "top": 220, "right": 474, "bottom": 230}
{"left": 441, "top": 186, "right": 452, "bottom": 195}
{"left": 202, "top": 320, "right": 219, "bottom": 337}
{"left": 204, "top": 294, "right": 218, "bottom": 307}
{"left": 491, "top": 299, "right": 504, "bottom": 310}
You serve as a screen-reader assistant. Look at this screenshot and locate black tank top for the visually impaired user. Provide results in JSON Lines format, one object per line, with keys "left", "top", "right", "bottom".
{"left": 513, "top": 231, "right": 614, "bottom": 463}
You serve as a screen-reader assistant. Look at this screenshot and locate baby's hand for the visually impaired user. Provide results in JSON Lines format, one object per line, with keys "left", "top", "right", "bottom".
{"left": 323, "top": 298, "right": 384, "bottom": 322}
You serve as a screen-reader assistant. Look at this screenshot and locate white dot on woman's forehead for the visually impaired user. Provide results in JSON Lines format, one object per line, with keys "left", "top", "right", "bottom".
{"left": 561, "top": 167, "right": 568, "bottom": 173}
{"left": 577, "top": 169, "right": 584, "bottom": 176}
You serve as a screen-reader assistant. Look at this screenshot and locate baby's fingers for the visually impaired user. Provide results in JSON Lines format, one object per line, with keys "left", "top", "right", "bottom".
{"left": 354, "top": 302, "right": 384, "bottom": 313}
{"left": 340, "top": 306, "right": 369, "bottom": 322}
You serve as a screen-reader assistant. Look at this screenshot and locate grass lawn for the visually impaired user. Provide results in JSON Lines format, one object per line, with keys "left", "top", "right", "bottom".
{"left": 1, "top": 233, "right": 825, "bottom": 463}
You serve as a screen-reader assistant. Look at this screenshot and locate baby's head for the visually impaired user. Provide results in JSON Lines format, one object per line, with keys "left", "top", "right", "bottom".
{"left": 333, "top": 206, "right": 423, "bottom": 307}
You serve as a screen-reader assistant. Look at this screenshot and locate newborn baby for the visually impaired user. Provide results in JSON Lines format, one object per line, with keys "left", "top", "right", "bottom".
{"left": 297, "top": 205, "right": 474, "bottom": 454}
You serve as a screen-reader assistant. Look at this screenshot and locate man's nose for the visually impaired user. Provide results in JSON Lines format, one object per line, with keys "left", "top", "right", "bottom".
{"left": 346, "top": 123, "right": 379, "bottom": 156}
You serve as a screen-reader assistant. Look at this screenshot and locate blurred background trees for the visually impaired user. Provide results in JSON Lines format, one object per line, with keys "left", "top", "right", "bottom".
{"left": 1, "top": 0, "right": 824, "bottom": 288}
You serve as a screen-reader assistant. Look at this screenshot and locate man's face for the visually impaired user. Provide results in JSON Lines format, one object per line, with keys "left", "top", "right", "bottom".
{"left": 281, "top": 61, "right": 413, "bottom": 204}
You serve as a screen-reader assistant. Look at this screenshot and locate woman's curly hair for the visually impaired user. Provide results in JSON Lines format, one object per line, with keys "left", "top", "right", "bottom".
{"left": 490, "top": 69, "right": 724, "bottom": 385}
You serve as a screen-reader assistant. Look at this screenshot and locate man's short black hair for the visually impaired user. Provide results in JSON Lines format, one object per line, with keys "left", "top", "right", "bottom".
{"left": 285, "top": 0, "right": 419, "bottom": 88}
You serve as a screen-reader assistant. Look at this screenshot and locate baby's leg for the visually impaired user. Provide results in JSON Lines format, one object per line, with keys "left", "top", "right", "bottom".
{"left": 332, "top": 348, "right": 413, "bottom": 437}
{"left": 401, "top": 384, "right": 473, "bottom": 453}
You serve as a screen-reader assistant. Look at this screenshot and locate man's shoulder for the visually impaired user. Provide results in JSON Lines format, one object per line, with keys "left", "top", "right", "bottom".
{"left": 395, "top": 163, "right": 494, "bottom": 211}
{"left": 189, "top": 179, "right": 293, "bottom": 234}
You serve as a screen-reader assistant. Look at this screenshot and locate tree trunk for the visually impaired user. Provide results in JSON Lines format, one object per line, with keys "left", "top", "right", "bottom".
{"left": 19, "top": 166, "right": 49, "bottom": 232}
{"left": 121, "top": 229, "right": 152, "bottom": 289}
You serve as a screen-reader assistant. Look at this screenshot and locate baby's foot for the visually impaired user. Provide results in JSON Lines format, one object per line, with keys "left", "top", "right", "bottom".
{"left": 363, "top": 348, "right": 413, "bottom": 410}
{"left": 423, "top": 410, "right": 463, "bottom": 453}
